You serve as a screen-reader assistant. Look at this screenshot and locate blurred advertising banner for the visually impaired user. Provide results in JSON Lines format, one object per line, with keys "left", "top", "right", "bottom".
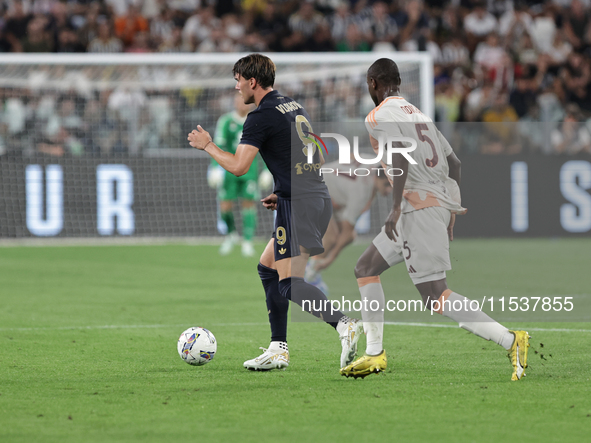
{"left": 1, "top": 153, "right": 589, "bottom": 238}
{"left": 1, "top": 152, "right": 590, "bottom": 238}
{"left": 457, "top": 155, "right": 591, "bottom": 237}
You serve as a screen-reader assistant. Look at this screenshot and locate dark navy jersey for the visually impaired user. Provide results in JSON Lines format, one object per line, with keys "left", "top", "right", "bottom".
{"left": 239, "top": 90, "right": 330, "bottom": 200}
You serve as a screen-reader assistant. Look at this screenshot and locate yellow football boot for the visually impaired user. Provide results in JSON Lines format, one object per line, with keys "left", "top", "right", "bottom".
{"left": 340, "top": 350, "right": 387, "bottom": 379}
{"left": 508, "top": 330, "right": 530, "bottom": 381}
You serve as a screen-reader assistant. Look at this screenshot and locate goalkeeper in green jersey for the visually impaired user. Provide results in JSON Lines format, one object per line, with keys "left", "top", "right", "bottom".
{"left": 208, "top": 95, "right": 272, "bottom": 257}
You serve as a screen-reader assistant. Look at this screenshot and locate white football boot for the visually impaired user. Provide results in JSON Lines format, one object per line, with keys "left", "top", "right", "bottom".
{"left": 243, "top": 342, "right": 289, "bottom": 371}
{"left": 337, "top": 316, "right": 363, "bottom": 368}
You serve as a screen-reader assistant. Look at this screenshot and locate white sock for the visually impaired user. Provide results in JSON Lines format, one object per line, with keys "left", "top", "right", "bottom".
{"left": 269, "top": 341, "right": 288, "bottom": 352}
{"left": 436, "top": 290, "right": 515, "bottom": 350}
{"left": 358, "top": 277, "right": 385, "bottom": 355}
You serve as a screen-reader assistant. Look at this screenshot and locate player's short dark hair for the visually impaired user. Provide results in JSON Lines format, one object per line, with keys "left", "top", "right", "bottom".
{"left": 232, "top": 54, "right": 276, "bottom": 89}
{"left": 368, "top": 58, "right": 401, "bottom": 87}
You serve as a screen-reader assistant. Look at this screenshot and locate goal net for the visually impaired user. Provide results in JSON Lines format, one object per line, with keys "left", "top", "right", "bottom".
{"left": 0, "top": 53, "right": 433, "bottom": 239}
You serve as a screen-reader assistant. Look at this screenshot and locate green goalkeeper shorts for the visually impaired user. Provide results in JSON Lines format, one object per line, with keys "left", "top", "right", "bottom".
{"left": 219, "top": 175, "right": 259, "bottom": 201}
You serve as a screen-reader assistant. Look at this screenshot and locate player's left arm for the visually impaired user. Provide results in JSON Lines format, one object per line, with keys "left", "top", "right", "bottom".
{"left": 188, "top": 126, "right": 258, "bottom": 177}
{"left": 447, "top": 151, "right": 461, "bottom": 186}
{"left": 446, "top": 151, "right": 462, "bottom": 241}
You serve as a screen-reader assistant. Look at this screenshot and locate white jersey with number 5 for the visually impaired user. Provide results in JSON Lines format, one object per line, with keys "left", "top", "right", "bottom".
{"left": 365, "top": 96, "right": 466, "bottom": 214}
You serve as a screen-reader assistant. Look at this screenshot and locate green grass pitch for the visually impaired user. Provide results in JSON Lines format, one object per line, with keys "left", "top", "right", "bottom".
{"left": 0, "top": 239, "right": 590, "bottom": 442}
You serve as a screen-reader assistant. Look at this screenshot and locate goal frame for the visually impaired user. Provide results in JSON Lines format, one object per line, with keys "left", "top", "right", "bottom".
{"left": 0, "top": 52, "right": 434, "bottom": 119}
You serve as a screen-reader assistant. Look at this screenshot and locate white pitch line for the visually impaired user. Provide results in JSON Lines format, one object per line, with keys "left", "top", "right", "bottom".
{"left": 383, "top": 321, "right": 591, "bottom": 333}
{"left": 0, "top": 236, "right": 226, "bottom": 247}
{"left": 0, "top": 323, "right": 269, "bottom": 332}
{"left": 0, "top": 322, "right": 590, "bottom": 333}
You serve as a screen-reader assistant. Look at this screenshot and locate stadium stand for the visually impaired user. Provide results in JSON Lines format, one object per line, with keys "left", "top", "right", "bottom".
{"left": 0, "top": 0, "right": 590, "bottom": 156}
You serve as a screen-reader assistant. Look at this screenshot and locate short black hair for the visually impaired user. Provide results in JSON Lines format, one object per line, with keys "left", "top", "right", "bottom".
{"left": 232, "top": 54, "right": 276, "bottom": 89}
{"left": 368, "top": 58, "right": 401, "bottom": 87}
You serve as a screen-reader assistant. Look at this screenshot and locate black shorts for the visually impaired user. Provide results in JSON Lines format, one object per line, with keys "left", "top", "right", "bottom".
{"left": 273, "top": 197, "right": 332, "bottom": 261}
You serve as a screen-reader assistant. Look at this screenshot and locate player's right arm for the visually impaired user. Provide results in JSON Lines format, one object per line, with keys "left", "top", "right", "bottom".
{"left": 386, "top": 148, "right": 409, "bottom": 241}
{"left": 209, "top": 108, "right": 270, "bottom": 177}
{"left": 211, "top": 115, "right": 230, "bottom": 166}
{"left": 370, "top": 131, "right": 408, "bottom": 241}
{"left": 188, "top": 126, "right": 259, "bottom": 177}
{"left": 207, "top": 116, "right": 229, "bottom": 188}
{"left": 206, "top": 142, "right": 260, "bottom": 177}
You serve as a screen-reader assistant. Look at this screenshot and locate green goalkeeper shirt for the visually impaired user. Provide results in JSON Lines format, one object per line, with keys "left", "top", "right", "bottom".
{"left": 212, "top": 111, "right": 263, "bottom": 181}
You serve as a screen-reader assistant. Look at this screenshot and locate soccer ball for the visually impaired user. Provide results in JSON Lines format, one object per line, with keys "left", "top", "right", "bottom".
{"left": 177, "top": 327, "right": 217, "bottom": 366}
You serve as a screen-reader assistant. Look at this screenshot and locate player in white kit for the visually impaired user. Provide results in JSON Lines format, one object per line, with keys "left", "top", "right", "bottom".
{"left": 340, "top": 59, "right": 530, "bottom": 381}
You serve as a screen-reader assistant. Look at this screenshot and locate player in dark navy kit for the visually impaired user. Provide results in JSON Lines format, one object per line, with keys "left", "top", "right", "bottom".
{"left": 188, "top": 54, "right": 362, "bottom": 370}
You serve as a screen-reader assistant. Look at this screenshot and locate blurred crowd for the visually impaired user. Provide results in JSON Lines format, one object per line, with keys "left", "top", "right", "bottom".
{"left": 0, "top": 0, "right": 590, "bottom": 155}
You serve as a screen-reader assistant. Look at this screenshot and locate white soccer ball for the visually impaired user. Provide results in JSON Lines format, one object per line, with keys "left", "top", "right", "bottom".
{"left": 177, "top": 327, "right": 217, "bottom": 366}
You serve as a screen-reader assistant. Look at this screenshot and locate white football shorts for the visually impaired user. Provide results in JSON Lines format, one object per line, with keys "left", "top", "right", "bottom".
{"left": 372, "top": 206, "right": 451, "bottom": 285}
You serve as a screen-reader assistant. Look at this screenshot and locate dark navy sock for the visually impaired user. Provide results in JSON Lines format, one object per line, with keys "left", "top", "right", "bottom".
{"left": 278, "top": 277, "right": 343, "bottom": 329}
{"left": 257, "top": 263, "right": 288, "bottom": 342}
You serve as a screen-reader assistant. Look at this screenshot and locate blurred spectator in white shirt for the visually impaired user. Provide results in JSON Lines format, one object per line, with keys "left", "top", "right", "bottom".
{"left": 529, "top": 5, "right": 556, "bottom": 53}
{"left": 197, "top": 26, "right": 238, "bottom": 53}
{"left": 183, "top": 6, "right": 220, "bottom": 50}
{"left": 464, "top": 1, "right": 498, "bottom": 36}
{"left": 546, "top": 32, "right": 573, "bottom": 66}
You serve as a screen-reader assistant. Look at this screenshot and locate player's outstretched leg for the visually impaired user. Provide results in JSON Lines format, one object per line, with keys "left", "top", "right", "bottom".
{"left": 341, "top": 244, "right": 391, "bottom": 378}
{"left": 340, "top": 276, "right": 388, "bottom": 378}
{"left": 424, "top": 284, "right": 531, "bottom": 381}
{"left": 244, "top": 240, "right": 291, "bottom": 371}
{"left": 244, "top": 264, "right": 290, "bottom": 370}
{"left": 278, "top": 276, "right": 362, "bottom": 368}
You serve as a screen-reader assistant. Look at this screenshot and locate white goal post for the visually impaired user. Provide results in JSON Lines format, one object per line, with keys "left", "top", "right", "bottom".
{"left": 0, "top": 52, "right": 433, "bottom": 118}
{"left": 0, "top": 52, "right": 433, "bottom": 239}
